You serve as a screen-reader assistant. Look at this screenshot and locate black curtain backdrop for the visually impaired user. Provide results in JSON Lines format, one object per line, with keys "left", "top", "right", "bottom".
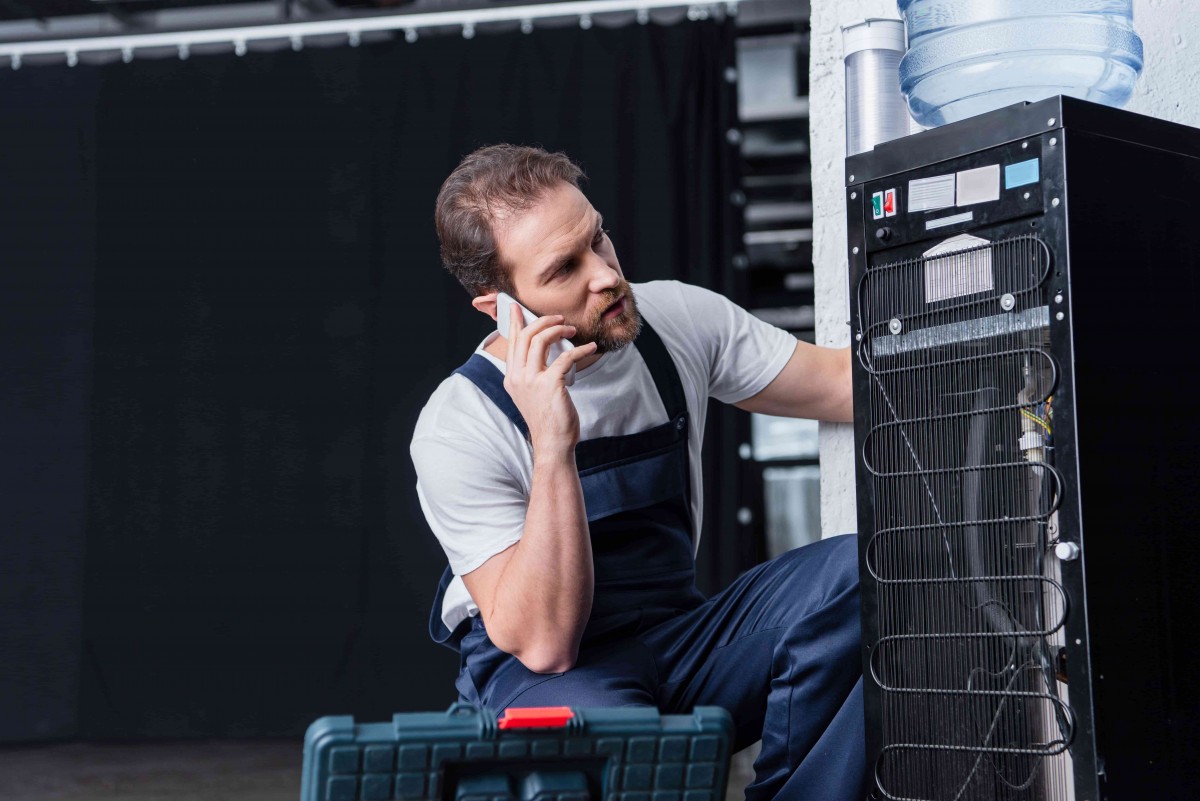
{"left": 0, "top": 65, "right": 99, "bottom": 742}
{"left": 0, "top": 19, "right": 745, "bottom": 740}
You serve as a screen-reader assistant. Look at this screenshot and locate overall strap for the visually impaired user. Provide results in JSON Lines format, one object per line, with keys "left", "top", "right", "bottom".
{"left": 453, "top": 355, "right": 529, "bottom": 440}
{"left": 630, "top": 320, "right": 687, "bottom": 421}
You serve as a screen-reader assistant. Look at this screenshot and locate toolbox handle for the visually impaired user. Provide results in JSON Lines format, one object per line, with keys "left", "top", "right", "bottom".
{"left": 498, "top": 706, "right": 576, "bottom": 730}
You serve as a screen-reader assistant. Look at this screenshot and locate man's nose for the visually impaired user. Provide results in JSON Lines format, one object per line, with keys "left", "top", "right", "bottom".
{"left": 585, "top": 253, "right": 621, "bottom": 292}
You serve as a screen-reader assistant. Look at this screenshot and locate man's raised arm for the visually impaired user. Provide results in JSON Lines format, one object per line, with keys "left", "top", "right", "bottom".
{"left": 461, "top": 312, "right": 598, "bottom": 674}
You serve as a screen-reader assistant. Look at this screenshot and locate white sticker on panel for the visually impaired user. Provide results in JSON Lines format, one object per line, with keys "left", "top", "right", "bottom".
{"left": 956, "top": 164, "right": 1001, "bottom": 206}
{"left": 925, "top": 210, "right": 974, "bottom": 230}
{"left": 908, "top": 173, "right": 956, "bottom": 213}
{"left": 923, "top": 233, "right": 994, "bottom": 304}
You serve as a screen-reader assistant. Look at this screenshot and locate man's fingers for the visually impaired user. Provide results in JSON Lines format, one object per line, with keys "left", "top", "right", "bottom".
{"left": 549, "top": 341, "right": 597, "bottom": 377}
{"left": 526, "top": 324, "right": 575, "bottom": 373}
{"left": 506, "top": 305, "right": 529, "bottom": 369}
{"left": 510, "top": 314, "right": 563, "bottom": 368}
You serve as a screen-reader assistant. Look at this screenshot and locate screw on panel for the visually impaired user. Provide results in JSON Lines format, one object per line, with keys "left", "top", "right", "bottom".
{"left": 855, "top": 333, "right": 863, "bottom": 342}
{"left": 1055, "top": 294, "right": 1064, "bottom": 304}
{"left": 848, "top": 174, "right": 855, "bottom": 182}
{"left": 729, "top": 190, "right": 746, "bottom": 207}
{"left": 852, "top": 246, "right": 860, "bottom": 255}
{"left": 1000, "top": 293, "right": 1016, "bottom": 311}
{"left": 737, "top": 508, "right": 753, "bottom": 525}
{"left": 1022, "top": 141, "right": 1029, "bottom": 149}
{"left": 579, "top": 14, "right": 593, "bottom": 29}
{"left": 1055, "top": 542, "right": 1081, "bottom": 561}
{"left": 405, "top": 28, "right": 418, "bottom": 42}
{"left": 726, "top": 128, "right": 742, "bottom": 145}
{"left": 732, "top": 253, "right": 749, "bottom": 270}
{"left": 1052, "top": 197, "right": 1060, "bottom": 207}
{"left": 1048, "top": 117, "right": 1056, "bottom": 126}
{"left": 850, "top": 191, "right": 857, "bottom": 199}
{"left": 889, "top": 318, "right": 902, "bottom": 335}
{"left": 1023, "top": 192, "right": 1030, "bottom": 200}
{"left": 521, "top": 19, "right": 534, "bottom": 33}
{"left": 1056, "top": 311, "right": 1065, "bottom": 321}
{"left": 738, "top": 443, "right": 752, "bottom": 460}
{"left": 724, "top": 66, "right": 737, "bottom": 84}
{"left": 1049, "top": 137, "right": 1058, "bottom": 146}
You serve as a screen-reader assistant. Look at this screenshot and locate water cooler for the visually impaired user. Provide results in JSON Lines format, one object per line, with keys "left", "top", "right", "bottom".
{"left": 847, "top": 96, "right": 1200, "bottom": 801}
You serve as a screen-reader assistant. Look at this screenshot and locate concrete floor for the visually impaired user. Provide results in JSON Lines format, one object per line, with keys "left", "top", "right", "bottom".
{"left": 0, "top": 741, "right": 301, "bottom": 801}
{"left": 0, "top": 740, "right": 758, "bottom": 801}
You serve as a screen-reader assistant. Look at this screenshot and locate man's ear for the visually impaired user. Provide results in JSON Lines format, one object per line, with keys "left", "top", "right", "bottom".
{"left": 472, "top": 292, "right": 499, "bottom": 321}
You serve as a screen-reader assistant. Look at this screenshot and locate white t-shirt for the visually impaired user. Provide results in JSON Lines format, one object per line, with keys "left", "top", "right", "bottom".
{"left": 411, "top": 280, "right": 796, "bottom": 631}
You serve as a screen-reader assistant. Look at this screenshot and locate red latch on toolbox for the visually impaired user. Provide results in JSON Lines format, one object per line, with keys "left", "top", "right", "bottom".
{"left": 497, "top": 706, "right": 575, "bottom": 730}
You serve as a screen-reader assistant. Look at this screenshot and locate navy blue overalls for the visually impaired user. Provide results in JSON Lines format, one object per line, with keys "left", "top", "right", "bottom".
{"left": 428, "top": 321, "right": 867, "bottom": 800}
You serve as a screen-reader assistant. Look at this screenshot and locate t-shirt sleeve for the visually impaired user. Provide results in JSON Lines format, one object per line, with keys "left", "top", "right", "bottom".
{"left": 411, "top": 431, "right": 528, "bottom": 576}
{"left": 671, "top": 282, "right": 796, "bottom": 404}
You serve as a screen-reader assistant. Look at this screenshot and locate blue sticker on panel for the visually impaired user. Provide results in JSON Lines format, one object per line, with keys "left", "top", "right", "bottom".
{"left": 1005, "top": 159, "right": 1040, "bottom": 189}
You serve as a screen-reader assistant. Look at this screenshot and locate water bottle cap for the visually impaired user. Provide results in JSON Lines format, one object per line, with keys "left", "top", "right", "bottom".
{"left": 842, "top": 18, "right": 905, "bottom": 57}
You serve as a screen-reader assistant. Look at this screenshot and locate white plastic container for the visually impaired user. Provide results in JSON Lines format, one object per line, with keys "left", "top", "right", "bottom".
{"left": 898, "top": 0, "right": 1144, "bottom": 127}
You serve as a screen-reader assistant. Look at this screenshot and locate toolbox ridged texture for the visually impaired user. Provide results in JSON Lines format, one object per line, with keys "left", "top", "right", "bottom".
{"left": 301, "top": 704, "right": 732, "bottom": 801}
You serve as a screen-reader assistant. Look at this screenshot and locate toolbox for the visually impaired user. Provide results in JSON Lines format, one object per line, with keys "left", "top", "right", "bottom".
{"left": 301, "top": 703, "right": 733, "bottom": 801}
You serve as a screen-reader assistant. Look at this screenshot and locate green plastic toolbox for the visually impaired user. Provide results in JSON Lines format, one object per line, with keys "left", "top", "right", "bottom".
{"left": 301, "top": 703, "right": 733, "bottom": 801}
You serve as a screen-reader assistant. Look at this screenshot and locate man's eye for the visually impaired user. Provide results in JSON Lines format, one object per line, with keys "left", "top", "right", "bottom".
{"left": 593, "top": 228, "right": 609, "bottom": 246}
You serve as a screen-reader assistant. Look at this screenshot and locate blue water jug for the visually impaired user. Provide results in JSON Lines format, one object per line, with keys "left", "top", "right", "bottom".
{"left": 897, "top": 0, "right": 1144, "bottom": 127}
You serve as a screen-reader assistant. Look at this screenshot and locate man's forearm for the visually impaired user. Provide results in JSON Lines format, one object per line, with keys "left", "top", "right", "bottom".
{"left": 484, "top": 444, "right": 593, "bottom": 673}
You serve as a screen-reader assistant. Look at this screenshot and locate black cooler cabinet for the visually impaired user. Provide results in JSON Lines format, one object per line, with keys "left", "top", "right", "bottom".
{"left": 846, "top": 96, "right": 1200, "bottom": 801}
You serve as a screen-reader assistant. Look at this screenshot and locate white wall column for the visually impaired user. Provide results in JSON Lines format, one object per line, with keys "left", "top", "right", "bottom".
{"left": 809, "top": 0, "right": 898, "bottom": 538}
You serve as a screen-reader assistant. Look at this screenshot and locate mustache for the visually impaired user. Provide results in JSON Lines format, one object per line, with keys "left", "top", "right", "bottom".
{"left": 588, "top": 285, "right": 628, "bottom": 322}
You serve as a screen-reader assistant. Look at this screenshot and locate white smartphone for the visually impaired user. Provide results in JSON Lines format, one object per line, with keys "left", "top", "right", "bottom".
{"left": 495, "top": 292, "right": 576, "bottom": 387}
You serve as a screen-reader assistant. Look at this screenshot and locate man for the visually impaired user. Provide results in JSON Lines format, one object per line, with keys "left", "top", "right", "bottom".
{"left": 412, "top": 144, "right": 865, "bottom": 800}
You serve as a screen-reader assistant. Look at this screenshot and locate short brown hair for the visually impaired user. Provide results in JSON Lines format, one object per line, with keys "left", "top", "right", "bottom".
{"left": 435, "top": 144, "right": 585, "bottom": 296}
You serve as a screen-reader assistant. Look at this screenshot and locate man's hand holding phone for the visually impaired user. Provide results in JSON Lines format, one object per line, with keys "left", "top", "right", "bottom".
{"left": 497, "top": 292, "right": 597, "bottom": 451}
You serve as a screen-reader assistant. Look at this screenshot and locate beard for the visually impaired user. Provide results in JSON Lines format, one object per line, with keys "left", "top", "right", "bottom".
{"left": 570, "top": 279, "right": 643, "bottom": 354}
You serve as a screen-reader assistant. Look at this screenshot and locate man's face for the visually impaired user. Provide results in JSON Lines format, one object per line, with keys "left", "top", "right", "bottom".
{"left": 494, "top": 182, "right": 641, "bottom": 354}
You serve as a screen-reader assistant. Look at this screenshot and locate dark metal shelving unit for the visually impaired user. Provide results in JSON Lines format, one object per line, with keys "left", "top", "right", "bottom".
{"left": 725, "top": 0, "right": 821, "bottom": 566}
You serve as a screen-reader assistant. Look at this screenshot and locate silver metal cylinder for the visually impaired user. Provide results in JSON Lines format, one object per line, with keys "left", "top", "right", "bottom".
{"left": 843, "top": 18, "right": 912, "bottom": 157}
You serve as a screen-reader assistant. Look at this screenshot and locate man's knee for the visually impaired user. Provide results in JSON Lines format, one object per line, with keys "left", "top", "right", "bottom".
{"left": 775, "top": 533, "right": 860, "bottom": 598}
{"left": 824, "top": 533, "right": 861, "bottom": 595}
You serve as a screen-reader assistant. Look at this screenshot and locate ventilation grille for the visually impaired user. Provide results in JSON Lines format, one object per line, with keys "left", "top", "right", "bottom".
{"left": 856, "top": 234, "right": 1075, "bottom": 801}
